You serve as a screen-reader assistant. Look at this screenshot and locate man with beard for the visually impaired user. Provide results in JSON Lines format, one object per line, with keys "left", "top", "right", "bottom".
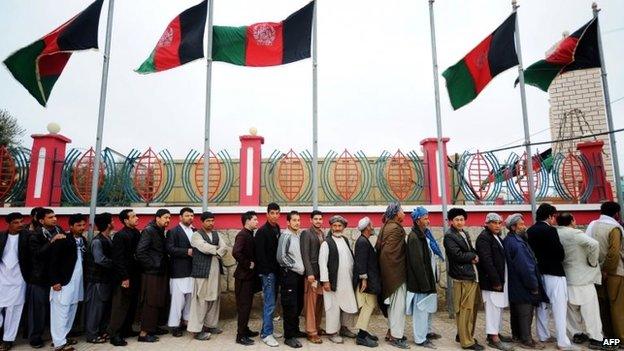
{"left": 187, "top": 211, "right": 228, "bottom": 341}
{"left": 108, "top": 209, "right": 141, "bottom": 346}
{"left": 475, "top": 213, "right": 513, "bottom": 351}
{"left": 0, "top": 213, "right": 30, "bottom": 351}
{"left": 319, "top": 215, "right": 358, "bottom": 345}
{"left": 299, "top": 210, "right": 325, "bottom": 344}
{"left": 136, "top": 209, "right": 171, "bottom": 343}
{"left": 377, "top": 202, "right": 409, "bottom": 349}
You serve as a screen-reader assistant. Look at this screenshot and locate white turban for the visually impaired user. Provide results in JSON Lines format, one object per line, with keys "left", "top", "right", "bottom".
{"left": 357, "top": 217, "right": 371, "bottom": 231}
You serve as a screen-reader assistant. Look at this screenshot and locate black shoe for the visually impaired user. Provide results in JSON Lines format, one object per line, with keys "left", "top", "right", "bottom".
{"left": 463, "top": 343, "right": 485, "bottom": 351}
{"left": 284, "top": 338, "right": 302, "bottom": 348}
{"left": 356, "top": 336, "right": 378, "bottom": 348}
{"left": 138, "top": 335, "right": 159, "bottom": 343}
{"left": 588, "top": 339, "right": 614, "bottom": 350}
{"left": 236, "top": 336, "right": 255, "bottom": 346}
{"left": 573, "top": 333, "right": 589, "bottom": 344}
{"left": 206, "top": 327, "right": 223, "bottom": 334}
{"left": 244, "top": 330, "right": 259, "bottom": 337}
{"left": 427, "top": 333, "right": 441, "bottom": 340}
{"left": 295, "top": 331, "right": 308, "bottom": 338}
{"left": 499, "top": 335, "right": 513, "bottom": 343}
{"left": 154, "top": 327, "right": 169, "bottom": 336}
{"left": 366, "top": 331, "right": 379, "bottom": 342}
{"left": 388, "top": 338, "right": 409, "bottom": 349}
{"left": 416, "top": 339, "right": 437, "bottom": 349}
{"left": 171, "top": 327, "right": 184, "bottom": 337}
{"left": 122, "top": 330, "right": 140, "bottom": 338}
{"left": 29, "top": 339, "right": 44, "bottom": 349}
{"left": 110, "top": 336, "right": 127, "bottom": 347}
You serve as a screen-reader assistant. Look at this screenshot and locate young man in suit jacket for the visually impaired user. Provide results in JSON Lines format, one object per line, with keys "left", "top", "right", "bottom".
{"left": 166, "top": 208, "right": 195, "bottom": 337}
{"left": 48, "top": 213, "right": 87, "bottom": 351}
{"left": 0, "top": 213, "right": 30, "bottom": 351}
{"left": 232, "top": 211, "right": 259, "bottom": 346}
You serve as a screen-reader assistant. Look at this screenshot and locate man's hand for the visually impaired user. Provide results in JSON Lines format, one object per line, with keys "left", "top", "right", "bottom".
{"left": 51, "top": 234, "right": 65, "bottom": 243}
{"left": 52, "top": 284, "right": 62, "bottom": 291}
{"left": 471, "top": 255, "right": 479, "bottom": 264}
{"left": 307, "top": 275, "right": 316, "bottom": 284}
{"left": 187, "top": 248, "right": 193, "bottom": 257}
{"left": 121, "top": 279, "right": 130, "bottom": 289}
{"left": 360, "top": 279, "right": 368, "bottom": 293}
{"left": 323, "top": 282, "right": 331, "bottom": 292}
{"left": 250, "top": 261, "right": 255, "bottom": 269}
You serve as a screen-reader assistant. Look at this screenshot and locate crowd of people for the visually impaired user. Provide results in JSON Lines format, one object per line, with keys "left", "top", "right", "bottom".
{"left": 0, "top": 201, "right": 622, "bottom": 350}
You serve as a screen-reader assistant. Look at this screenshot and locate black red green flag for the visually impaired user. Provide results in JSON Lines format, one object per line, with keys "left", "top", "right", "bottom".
{"left": 3, "top": 0, "right": 104, "bottom": 107}
{"left": 518, "top": 18, "right": 600, "bottom": 92}
{"left": 442, "top": 13, "right": 518, "bottom": 110}
{"left": 212, "top": 1, "right": 314, "bottom": 67}
{"left": 136, "top": 0, "right": 207, "bottom": 74}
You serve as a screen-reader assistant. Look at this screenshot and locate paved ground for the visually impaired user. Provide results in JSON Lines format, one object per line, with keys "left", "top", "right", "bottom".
{"left": 11, "top": 308, "right": 593, "bottom": 351}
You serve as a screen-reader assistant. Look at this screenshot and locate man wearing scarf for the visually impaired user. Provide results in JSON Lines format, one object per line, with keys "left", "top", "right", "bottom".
{"left": 503, "top": 214, "right": 546, "bottom": 349}
{"left": 586, "top": 201, "right": 624, "bottom": 343}
{"left": 443, "top": 208, "right": 482, "bottom": 351}
{"left": 376, "top": 202, "right": 409, "bottom": 349}
{"left": 406, "top": 207, "right": 443, "bottom": 349}
{"left": 319, "top": 215, "right": 357, "bottom": 344}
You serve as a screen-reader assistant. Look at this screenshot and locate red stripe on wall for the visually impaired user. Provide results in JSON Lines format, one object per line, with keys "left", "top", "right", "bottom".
{"left": 154, "top": 17, "right": 183, "bottom": 71}
{"left": 464, "top": 35, "right": 493, "bottom": 94}
{"left": 245, "top": 22, "right": 283, "bottom": 67}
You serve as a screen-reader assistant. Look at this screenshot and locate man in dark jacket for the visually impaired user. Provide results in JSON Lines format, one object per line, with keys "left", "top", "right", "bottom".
{"left": 299, "top": 210, "right": 324, "bottom": 344}
{"left": 108, "top": 209, "right": 141, "bottom": 346}
{"left": 233, "top": 211, "right": 259, "bottom": 346}
{"left": 135, "top": 209, "right": 171, "bottom": 343}
{"left": 527, "top": 203, "right": 573, "bottom": 350}
{"left": 253, "top": 203, "right": 281, "bottom": 344}
{"left": 353, "top": 217, "right": 380, "bottom": 348}
{"left": 443, "top": 208, "right": 483, "bottom": 351}
{"left": 165, "top": 208, "right": 195, "bottom": 337}
{"left": 0, "top": 213, "right": 30, "bottom": 351}
{"left": 48, "top": 213, "right": 86, "bottom": 351}
{"left": 406, "top": 208, "right": 438, "bottom": 349}
{"left": 84, "top": 213, "right": 114, "bottom": 344}
{"left": 27, "top": 208, "right": 65, "bottom": 348}
{"left": 475, "top": 213, "right": 513, "bottom": 351}
{"left": 503, "top": 213, "right": 546, "bottom": 349}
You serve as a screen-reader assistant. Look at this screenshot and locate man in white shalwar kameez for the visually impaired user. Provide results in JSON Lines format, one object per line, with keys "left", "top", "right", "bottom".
{"left": 0, "top": 213, "right": 28, "bottom": 351}
{"left": 319, "top": 215, "right": 358, "bottom": 344}
{"left": 187, "top": 212, "right": 228, "bottom": 341}
{"left": 48, "top": 214, "right": 86, "bottom": 351}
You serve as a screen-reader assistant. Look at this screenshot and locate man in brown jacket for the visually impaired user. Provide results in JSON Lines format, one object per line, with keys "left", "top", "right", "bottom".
{"left": 376, "top": 202, "right": 409, "bottom": 349}
{"left": 299, "top": 210, "right": 325, "bottom": 344}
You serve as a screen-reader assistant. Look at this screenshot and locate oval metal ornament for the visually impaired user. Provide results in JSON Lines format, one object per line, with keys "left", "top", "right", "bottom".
{"left": 0, "top": 146, "right": 16, "bottom": 201}
{"left": 72, "top": 147, "right": 105, "bottom": 203}
{"left": 467, "top": 151, "right": 492, "bottom": 201}
{"left": 277, "top": 149, "right": 305, "bottom": 201}
{"left": 386, "top": 149, "right": 415, "bottom": 201}
{"left": 333, "top": 150, "right": 360, "bottom": 202}
{"left": 133, "top": 148, "right": 163, "bottom": 203}
{"left": 194, "top": 151, "right": 222, "bottom": 200}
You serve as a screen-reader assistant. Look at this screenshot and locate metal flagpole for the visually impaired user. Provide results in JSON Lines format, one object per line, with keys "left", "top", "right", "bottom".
{"left": 427, "top": 0, "right": 452, "bottom": 317}
{"left": 593, "top": 2, "right": 623, "bottom": 214}
{"left": 512, "top": 0, "right": 537, "bottom": 221}
{"left": 202, "top": 0, "right": 214, "bottom": 212}
{"left": 311, "top": 0, "right": 319, "bottom": 210}
{"left": 88, "top": 0, "right": 115, "bottom": 239}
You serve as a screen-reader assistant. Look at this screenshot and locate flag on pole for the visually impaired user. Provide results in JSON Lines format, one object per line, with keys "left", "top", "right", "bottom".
{"left": 517, "top": 18, "right": 600, "bottom": 92}
{"left": 136, "top": 0, "right": 207, "bottom": 74}
{"left": 3, "top": 0, "right": 104, "bottom": 107}
{"left": 212, "top": 1, "right": 314, "bottom": 67}
{"left": 442, "top": 13, "right": 518, "bottom": 110}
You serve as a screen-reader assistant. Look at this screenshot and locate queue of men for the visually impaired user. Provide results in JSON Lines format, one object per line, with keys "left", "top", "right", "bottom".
{"left": 0, "top": 201, "right": 622, "bottom": 350}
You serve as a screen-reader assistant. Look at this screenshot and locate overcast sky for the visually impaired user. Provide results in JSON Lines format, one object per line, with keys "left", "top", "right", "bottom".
{"left": 1, "top": 0, "right": 622, "bottom": 172}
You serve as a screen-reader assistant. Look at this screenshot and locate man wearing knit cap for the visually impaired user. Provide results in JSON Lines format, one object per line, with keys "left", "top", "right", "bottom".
{"left": 406, "top": 207, "right": 442, "bottom": 349}
{"left": 503, "top": 214, "right": 546, "bottom": 349}
{"left": 377, "top": 202, "right": 409, "bottom": 349}
{"left": 443, "top": 208, "right": 483, "bottom": 351}
{"left": 319, "top": 215, "right": 357, "bottom": 344}
{"left": 353, "top": 217, "right": 381, "bottom": 347}
{"left": 475, "top": 213, "right": 513, "bottom": 351}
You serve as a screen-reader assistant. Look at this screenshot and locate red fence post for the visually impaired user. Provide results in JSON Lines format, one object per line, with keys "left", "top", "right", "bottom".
{"left": 239, "top": 130, "right": 264, "bottom": 206}
{"left": 577, "top": 140, "right": 613, "bottom": 202}
{"left": 420, "top": 137, "right": 451, "bottom": 205}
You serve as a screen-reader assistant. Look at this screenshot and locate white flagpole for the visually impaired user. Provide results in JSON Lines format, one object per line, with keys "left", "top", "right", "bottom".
{"left": 312, "top": 0, "right": 319, "bottom": 210}
{"left": 202, "top": 0, "right": 214, "bottom": 212}
{"left": 88, "top": 0, "right": 115, "bottom": 239}
{"left": 512, "top": 0, "right": 537, "bottom": 221}
{"left": 593, "top": 2, "right": 623, "bottom": 213}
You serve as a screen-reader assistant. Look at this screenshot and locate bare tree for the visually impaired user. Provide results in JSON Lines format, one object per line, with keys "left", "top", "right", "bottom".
{"left": 0, "top": 109, "right": 25, "bottom": 147}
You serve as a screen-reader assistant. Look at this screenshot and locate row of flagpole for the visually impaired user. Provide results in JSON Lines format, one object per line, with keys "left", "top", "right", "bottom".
{"left": 84, "top": 0, "right": 621, "bottom": 238}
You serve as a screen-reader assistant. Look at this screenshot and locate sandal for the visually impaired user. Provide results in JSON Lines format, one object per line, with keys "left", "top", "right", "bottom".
{"left": 66, "top": 339, "right": 78, "bottom": 346}
{"left": 87, "top": 336, "right": 107, "bottom": 344}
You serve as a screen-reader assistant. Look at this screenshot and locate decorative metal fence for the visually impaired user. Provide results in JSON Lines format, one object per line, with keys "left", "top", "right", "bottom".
{"left": 0, "top": 146, "right": 29, "bottom": 206}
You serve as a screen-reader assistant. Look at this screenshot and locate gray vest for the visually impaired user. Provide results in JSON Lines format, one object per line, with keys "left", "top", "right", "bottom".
{"left": 191, "top": 230, "right": 222, "bottom": 278}
{"left": 592, "top": 222, "right": 624, "bottom": 277}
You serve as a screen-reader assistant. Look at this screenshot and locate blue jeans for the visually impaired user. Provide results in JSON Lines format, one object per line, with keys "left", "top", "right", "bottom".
{"left": 260, "top": 273, "right": 277, "bottom": 338}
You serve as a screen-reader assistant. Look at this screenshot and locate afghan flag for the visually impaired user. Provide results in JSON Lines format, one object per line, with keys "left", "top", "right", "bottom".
{"left": 212, "top": 1, "right": 314, "bottom": 67}
{"left": 480, "top": 148, "right": 553, "bottom": 189}
{"left": 518, "top": 18, "right": 600, "bottom": 92}
{"left": 442, "top": 13, "right": 518, "bottom": 110}
{"left": 136, "top": 0, "right": 207, "bottom": 74}
{"left": 3, "top": 0, "right": 104, "bottom": 107}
